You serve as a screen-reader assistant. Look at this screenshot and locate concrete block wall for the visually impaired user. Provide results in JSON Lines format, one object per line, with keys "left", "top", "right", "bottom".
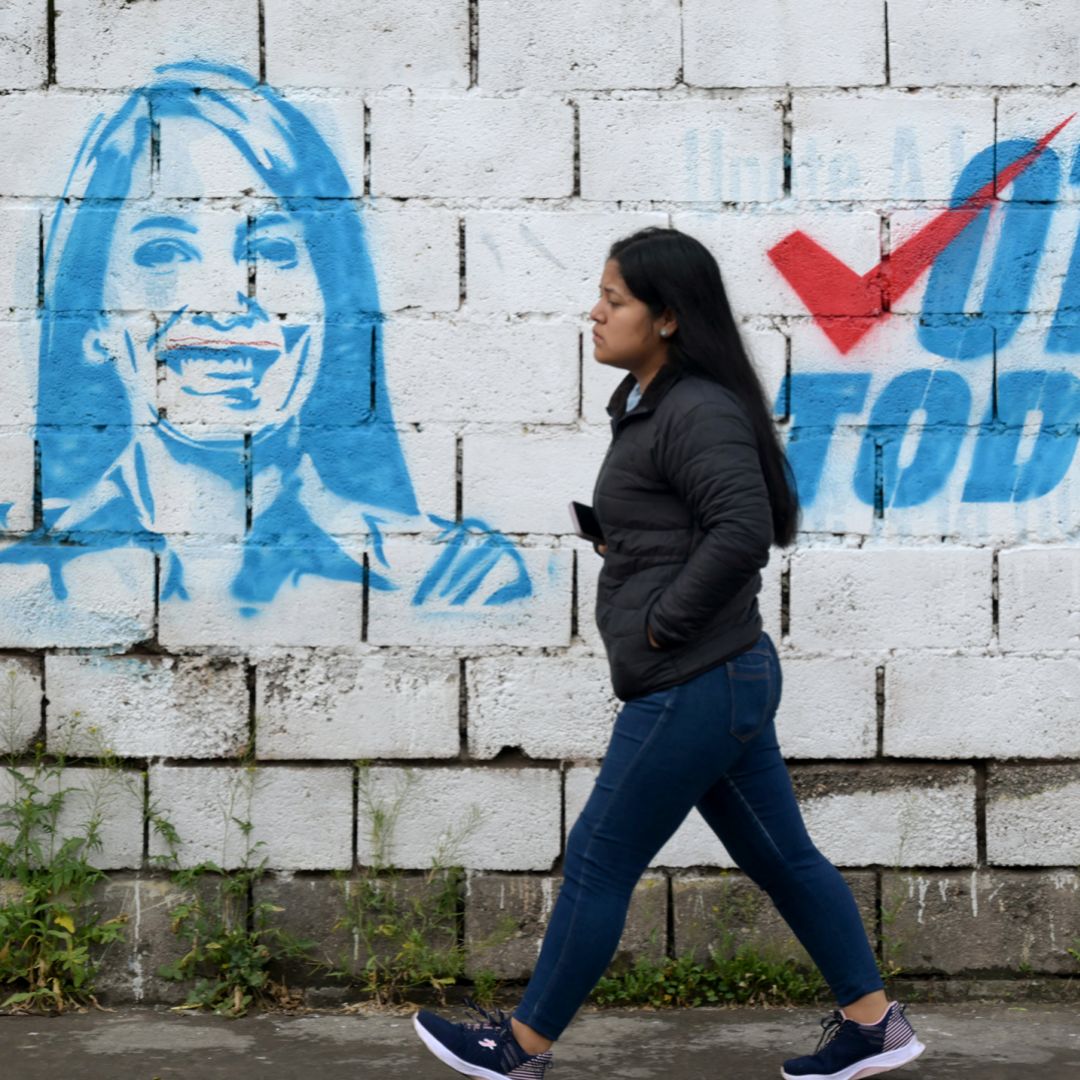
{"left": 0, "top": 0, "right": 1078, "bottom": 1003}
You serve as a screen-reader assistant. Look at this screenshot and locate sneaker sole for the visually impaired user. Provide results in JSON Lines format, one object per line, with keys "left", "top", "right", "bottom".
{"left": 413, "top": 1012, "right": 513, "bottom": 1080}
{"left": 780, "top": 1036, "right": 926, "bottom": 1080}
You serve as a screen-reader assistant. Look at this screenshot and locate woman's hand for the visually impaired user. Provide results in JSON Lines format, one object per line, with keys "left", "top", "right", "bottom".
{"left": 593, "top": 542, "right": 607, "bottom": 556}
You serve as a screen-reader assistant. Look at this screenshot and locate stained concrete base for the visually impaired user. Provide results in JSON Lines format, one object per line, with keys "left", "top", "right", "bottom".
{"left": 3, "top": 1003, "right": 1080, "bottom": 1078}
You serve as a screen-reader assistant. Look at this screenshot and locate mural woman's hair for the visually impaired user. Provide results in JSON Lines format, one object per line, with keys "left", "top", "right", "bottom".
{"left": 40, "top": 61, "right": 416, "bottom": 517}
{"left": 608, "top": 225, "right": 801, "bottom": 548}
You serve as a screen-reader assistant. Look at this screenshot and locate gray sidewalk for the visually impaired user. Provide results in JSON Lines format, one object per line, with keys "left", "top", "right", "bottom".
{"left": 2, "top": 1002, "right": 1079, "bottom": 1078}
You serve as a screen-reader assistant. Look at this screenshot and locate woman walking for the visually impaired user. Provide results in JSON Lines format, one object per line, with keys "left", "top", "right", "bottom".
{"left": 412, "top": 227, "right": 926, "bottom": 1080}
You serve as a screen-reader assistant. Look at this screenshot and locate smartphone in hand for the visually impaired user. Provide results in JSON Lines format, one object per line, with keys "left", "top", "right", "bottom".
{"left": 569, "top": 501, "right": 605, "bottom": 545}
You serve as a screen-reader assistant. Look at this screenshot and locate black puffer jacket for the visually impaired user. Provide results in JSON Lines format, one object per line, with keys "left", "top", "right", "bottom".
{"left": 592, "top": 364, "right": 773, "bottom": 701}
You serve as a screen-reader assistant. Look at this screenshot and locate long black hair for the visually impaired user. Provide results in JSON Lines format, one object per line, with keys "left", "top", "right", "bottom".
{"left": 608, "top": 226, "right": 801, "bottom": 548}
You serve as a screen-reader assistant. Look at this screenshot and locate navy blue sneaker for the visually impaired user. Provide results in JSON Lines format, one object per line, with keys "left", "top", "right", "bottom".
{"left": 413, "top": 997, "right": 555, "bottom": 1079}
{"left": 781, "top": 1001, "right": 925, "bottom": 1080}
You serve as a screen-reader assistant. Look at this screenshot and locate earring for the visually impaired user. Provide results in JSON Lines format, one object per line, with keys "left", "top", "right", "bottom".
{"left": 660, "top": 328, "right": 669, "bottom": 337}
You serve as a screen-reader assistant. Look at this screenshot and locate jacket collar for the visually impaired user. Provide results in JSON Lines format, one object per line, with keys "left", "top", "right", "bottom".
{"left": 606, "top": 363, "right": 683, "bottom": 430}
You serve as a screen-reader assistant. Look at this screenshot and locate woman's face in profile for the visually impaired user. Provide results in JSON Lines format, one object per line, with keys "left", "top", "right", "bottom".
{"left": 97, "top": 120, "right": 325, "bottom": 442}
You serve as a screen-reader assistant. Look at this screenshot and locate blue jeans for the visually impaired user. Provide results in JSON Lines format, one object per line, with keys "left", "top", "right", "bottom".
{"left": 512, "top": 631, "right": 883, "bottom": 1041}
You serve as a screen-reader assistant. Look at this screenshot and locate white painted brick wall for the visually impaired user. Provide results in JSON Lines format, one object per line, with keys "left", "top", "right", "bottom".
{"left": 0, "top": 206, "right": 40, "bottom": 310}
{"left": 0, "top": 546, "right": 156, "bottom": 648}
{"left": 479, "top": 0, "right": 680, "bottom": 90}
{"left": 265, "top": 0, "right": 469, "bottom": 90}
{"left": 148, "top": 764, "right": 353, "bottom": 870}
{"left": 54, "top": 0, "right": 259, "bottom": 89}
{"left": 465, "top": 210, "right": 668, "bottom": 315}
{"left": 0, "top": 0, "right": 1075, "bottom": 909}
{"left": 998, "top": 547, "right": 1080, "bottom": 650}
{"left": 798, "top": 771, "right": 977, "bottom": 867}
{"left": 467, "top": 653, "right": 617, "bottom": 760}
{"left": 886, "top": 655, "right": 1080, "bottom": 759}
{"left": 776, "top": 655, "right": 878, "bottom": 759}
{"left": 382, "top": 321, "right": 579, "bottom": 424}
{"left": 46, "top": 653, "right": 249, "bottom": 759}
{"left": 0, "top": 428, "right": 33, "bottom": 532}
{"left": 684, "top": 0, "right": 886, "bottom": 89}
{"left": 356, "top": 765, "right": 561, "bottom": 870}
{"left": 462, "top": 430, "right": 610, "bottom": 535}
{"left": 888, "top": 0, "right": 1080, "bottom": 88}
{"left": 367, "top": 207, "right": 460, "bottom": 312}
{"left": 0, "top": 92, "right": 151, "bottom": 197}
{"left": 256, "top": 652, "right": 460, "bottom": 759}
{"left": 0, "top": 765, "right": 144, "bottom": 869}
{"left": 0, "top": 656, "right": 41, "bottom": 754}
{"left": 579, "top": 98, "right": 784, "bottom": 203}
{"left": 792, "top": 94, "right": 994, "bottom": 201}
{"left": 0, "top": 0, "right": 46, "bottom": 90}
{"left": 789, "top": 547, "right": 993, "bottom": 650}
{"left": 370, "top": 97, "right": 574, "bottom": 198}
{"left": 986, "top": 766, "right": 1080, "bottom": 866}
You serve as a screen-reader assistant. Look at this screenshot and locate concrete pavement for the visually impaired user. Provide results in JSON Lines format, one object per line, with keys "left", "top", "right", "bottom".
{"left": 2, "top": 1002, "right": 1079, "bottom": 1078}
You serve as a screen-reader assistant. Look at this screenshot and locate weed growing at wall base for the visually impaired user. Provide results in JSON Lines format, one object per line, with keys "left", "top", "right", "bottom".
{"left": 149, "top": 769, "right": 320, "bottom": 1018}
{"left": 0, "top": 673, "right": 131, "bottom": 1013}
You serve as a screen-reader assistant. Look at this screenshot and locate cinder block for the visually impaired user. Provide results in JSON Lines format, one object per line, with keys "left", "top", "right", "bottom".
{"left": 0, "top": 321, "right": 38, "bottom": 430}
{"left": 882, "top": 870, "right": 1080, "bottom": 975}
{"left": 684, "top": 0, "right": 885, "bottom": 88}
{"left": 367, "top": 207, "right": 460, "bottom": 312}
{"left": 383, "top": 320, "right": 579, "bottom": 423}
{"left": 886, "top": 655, "right": 1080, "bottom": 759}
{"left": 0, "top": 544, "right": 156, "bottom": 649}
{"left": 85, "top": 873, "right": 218, "bottom": 1005}
{"left": 888, "top": 0, "right": 1078, "bottom": 87}
{"left": 465, "top": 210, "right": 668, "bottom": 315}
{"left": 674, "top": 210, "right": 882, "bottom": 317}
{"left": 0, "top": 91, "right": 150, "bottom": 197}
{"left": 46, "top": 654, "right": 249, "bottom": 760}
{"left": 580, "top": 98, "right": 784, "bottom": 203}
{"left": 0, "top": 206, "right": 40, "bottom": 310}
{"left": 0, "top": 654, "right": 41, "bottom": 754}
{"left": 467, "top": 653, "right": 617, "bottom": 760}
{"left": 355, "top": 766, "right": 561, "bottom": 871}
{"left": 672, "top": 869, "right": 877, "bottom": 964}
{"left": 371, "top": 97, "right": 574, "bottom": 198}
{"left": 462, "top": 430, "right": 610, "bottom": 535}
{"left": 367, "top": 539, "right": 571, "bottom": 648}
{"left": 775, "top": 655, "right": 878, "bottom": 759}
{"left": 265, "top": 0, "right": 468, "bottom": 89}
{"left": 155, "top": 97, "right": 362, "bottom": 199}
{"left": 565, "top": 765, "right": 737, "bottom": 870}
{"left": 254, "top": 872, "right": 458, "bottom": 985}
{"left": 791, "top": 94, "right": 994, "bottom": 201}
{"left": 464, "top": 871, "right": 667, "bottom": 979}
{"left": 256, "top": 652, "right": 460, "bottom": 759}
{"left": 789, "top": 547, "right": 992, "bottom": 650}
{"left": 0, "top": 426, "right": 33, "bottom": 531}
{"left": 55, "top": 1, "right": 258, "bottom": 88}
{"left": 478, "top": 0, "right": 679, "bottom": 90}
{"left": 758, "top": 549, "right": 782, "bottom": 643}
{"left": 998, "top": 93, "right": 1080, "bottom": 204}
{"left": 986, "top": 764, "right": 1080, "bottom": 867}
{"left": 156, "top": 538, "right": 365, "bottom": 650}
{"left": 0, "top": 765, "right": 144, "bottom": 869}
{"left": 148, "top": 765, "right": 353, "bottom": 870}
{"left": 574, "top": 546, "right": 605, "bottom": 652}
{"left": 999, "top": 547, "right": 1080, "bottom": 651}
{"left": 0, "top": 0, "right": 46, "bottom": 89}
{"left": 792, "top": 764, "right": 977, "bottom": 867}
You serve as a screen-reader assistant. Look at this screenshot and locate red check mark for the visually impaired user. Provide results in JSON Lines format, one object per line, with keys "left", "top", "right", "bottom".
{"left": 767, "top": 115, "right": 1074, "bottom": 354}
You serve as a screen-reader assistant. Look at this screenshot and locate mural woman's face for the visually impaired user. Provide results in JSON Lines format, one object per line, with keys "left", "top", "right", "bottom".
{"left": 96, "top": 125, "right": 324, "bottom": 442}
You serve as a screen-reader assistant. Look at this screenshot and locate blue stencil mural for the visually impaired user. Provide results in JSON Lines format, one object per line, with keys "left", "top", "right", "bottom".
{"left": 0, "top": 62, "right": 530, "bottom": 625}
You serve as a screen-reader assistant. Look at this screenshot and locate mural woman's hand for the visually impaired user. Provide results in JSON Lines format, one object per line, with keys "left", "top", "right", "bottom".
{"left": 413, "top": 515, "right": 532, "bottom": 608}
